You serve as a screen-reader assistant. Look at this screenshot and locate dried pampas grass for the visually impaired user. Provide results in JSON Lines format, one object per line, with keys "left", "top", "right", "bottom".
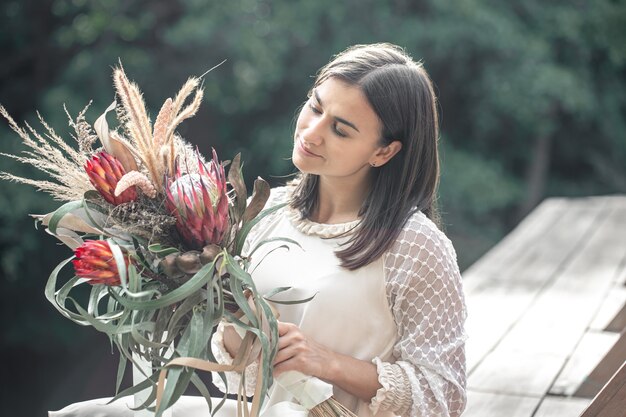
{"left": 0, "top": 105, "right": 92, "bottom": 201}
{"left": 112, "top": 66, "right": 205, "bottom": 191}
{"left": 310, "top": 397, "right": 358, "bottom": 417}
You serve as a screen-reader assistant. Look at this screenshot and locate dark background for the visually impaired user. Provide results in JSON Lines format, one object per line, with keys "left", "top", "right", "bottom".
{"left": 1, "top": 0, "right": 624, "bottom": 415}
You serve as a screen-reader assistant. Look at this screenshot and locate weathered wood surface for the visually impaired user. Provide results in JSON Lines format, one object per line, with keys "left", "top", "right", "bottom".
{"left": 534, "top": 397, "right": 591, "bottom": 417}
{"left": 550, "top": 331, "right": 619, "bottom": 397}
{"left": 462, "top": 196, "right": 626, "bottom": 417}
{"left": 575, "top": 331, "right": 626, "bottom": 399}
{"left": 580, "top": 362, "right": 626, "bottom": 417}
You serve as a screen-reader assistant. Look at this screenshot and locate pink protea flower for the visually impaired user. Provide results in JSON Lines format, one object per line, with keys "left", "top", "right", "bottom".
{"left": 85, "top": 152, "right": 137, "bottom": 205}
{"left": 73, "top": 240, "right": 130, "bottom": 286}
{"left": 165, "top": 150, "right": 229, "bottom": 250}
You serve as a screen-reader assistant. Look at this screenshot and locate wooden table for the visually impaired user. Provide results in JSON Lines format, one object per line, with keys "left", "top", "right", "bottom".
{"left": 462, "top": 196, "right": 626, "bottom": 416}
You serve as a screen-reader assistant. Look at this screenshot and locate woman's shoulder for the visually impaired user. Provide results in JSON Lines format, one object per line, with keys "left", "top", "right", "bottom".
{"left": 385, "top": 210, "right": 458, "bottom": 267}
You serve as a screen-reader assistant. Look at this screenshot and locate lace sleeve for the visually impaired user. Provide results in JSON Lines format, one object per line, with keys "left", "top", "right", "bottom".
{"left": 210, "top": 321, "right": 259, "bottom": 396}
{"left": 370, "top": 212, "right": 467, "bottom": 417}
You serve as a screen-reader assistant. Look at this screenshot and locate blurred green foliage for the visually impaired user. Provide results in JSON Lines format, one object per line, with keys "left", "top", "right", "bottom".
{"left": 1, "top": 0, "right": 625, "bottom": 413}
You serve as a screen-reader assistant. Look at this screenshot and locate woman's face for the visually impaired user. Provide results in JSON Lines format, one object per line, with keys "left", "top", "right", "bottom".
{"left": 292, "top": 77, "right": 385, "bottom": 187}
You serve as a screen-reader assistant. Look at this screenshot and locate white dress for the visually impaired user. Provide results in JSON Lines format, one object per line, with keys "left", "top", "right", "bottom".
{"left": 212, "top": 186, "right": 467, "bottom": 417}
{"left": 49, "top": 186, "right": 467, "bottom": 417}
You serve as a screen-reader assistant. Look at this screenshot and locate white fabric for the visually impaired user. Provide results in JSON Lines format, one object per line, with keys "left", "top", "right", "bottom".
{"left": 211, "top": 186, "right": 467, "bottom": 417}
{"left": 370, "top": 358, "right": 411, "bottom": 416}
{"left": 49, "top": 396, "right": 238, "bottom": 417}
{"left": 274, "top": 371, "right": 334, "bottom": 409}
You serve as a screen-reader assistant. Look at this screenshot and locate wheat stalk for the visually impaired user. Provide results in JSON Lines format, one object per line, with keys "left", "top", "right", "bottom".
{"left": 113, "top": 67, "right": 163, "bottom": 190}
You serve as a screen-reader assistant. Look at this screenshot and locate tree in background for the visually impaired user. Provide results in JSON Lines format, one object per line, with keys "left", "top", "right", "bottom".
{"left": 1, "top": 0, "right": 624, "bottom": 414}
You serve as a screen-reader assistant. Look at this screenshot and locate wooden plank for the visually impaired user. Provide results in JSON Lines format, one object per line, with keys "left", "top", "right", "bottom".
{"left": 605, "top": 302, "right": 626, "bottom": 333}
{"left": 465, "top": 287, "right": 535, "bottom": 371}
{"left": 576, "top": 332, "right": 626, "bottom": 398}
{"left": 465, "top": 200, "right": 607, "bottom": 373}
{"left": 463, "top": 198, "right": 569, "bottom": 285}
{"left": 482, "top": 203, "right": 626, "bottom": 359}
{"left": 533, "top": 396, "right": 591, "bottom": 417}
{"left": 590, "top": 286, "right": 626, "bottom": 332}
{"left": 464, "top": 198, "right": 604, "bottom": 289}
{"left": 580, "top": 361, "right": 626, "bottom": 417}
{"left": 550, "top": 331, "right": 619, "bottom": 396}
{"left": 468, "top": 350, "right": 566, "bottom": 396}
{"left": 463, "top": 390, "right": 540, "bottom": 417}
{"left": 468, "top": 199, "right": 626, "bottom": 399}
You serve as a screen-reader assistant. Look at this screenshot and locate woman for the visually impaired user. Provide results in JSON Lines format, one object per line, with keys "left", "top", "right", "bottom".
{"left": 213, "top": 43, "right": 466, "bottom": 417}
{"left": 50, "top": 43, "right": 466, "bottom": 417}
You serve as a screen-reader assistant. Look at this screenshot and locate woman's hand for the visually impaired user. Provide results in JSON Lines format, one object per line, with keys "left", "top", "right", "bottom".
{"left": 273, "top": 322, "right": 338, "bottom": 382}
{"left": 272, "top": 321, "right": 382, "bottom": 402}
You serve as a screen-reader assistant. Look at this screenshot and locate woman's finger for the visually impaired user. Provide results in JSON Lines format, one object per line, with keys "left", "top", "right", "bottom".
{"left": 273, "top": 344, "right": 297, "bottom": 365}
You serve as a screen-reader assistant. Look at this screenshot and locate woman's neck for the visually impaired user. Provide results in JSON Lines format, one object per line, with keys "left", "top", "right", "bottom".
{"left": 311, "top": 175, "right": 371, "bottom": 224}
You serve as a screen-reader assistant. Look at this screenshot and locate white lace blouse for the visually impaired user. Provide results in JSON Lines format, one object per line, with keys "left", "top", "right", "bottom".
{"left": 211, "top": 186, "right": 467, "bottom": 417}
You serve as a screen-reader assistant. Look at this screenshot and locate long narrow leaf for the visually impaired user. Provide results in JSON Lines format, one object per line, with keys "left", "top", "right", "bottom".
{"left": 247, "top": 236, "right": 301, "bottom": 258}
{"left": 48, "top": 200, "right": 83, "bottom": 234}
{"left": 234, "top": 202, "right": 287, "bottom": 255}
{"left": 111, "top": 260, "right": 215, "bottom": 310}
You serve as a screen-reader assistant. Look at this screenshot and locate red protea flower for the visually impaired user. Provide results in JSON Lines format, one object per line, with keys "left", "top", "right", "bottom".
{"left": 73, "top": 240, "right": 130, "bottom": 286}
{"left": 85, "top": 152, "right": 137, "bottom": 205}
{"left": 165, "top": 150, "right": 229, "bottom": 250}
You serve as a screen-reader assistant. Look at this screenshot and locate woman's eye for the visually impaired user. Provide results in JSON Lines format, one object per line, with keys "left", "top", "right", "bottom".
{"left": 309, "top": 103, "right": 322, "bottom": 114}
{"left": 333, "top": 124, "right": 347, "bottom": 137}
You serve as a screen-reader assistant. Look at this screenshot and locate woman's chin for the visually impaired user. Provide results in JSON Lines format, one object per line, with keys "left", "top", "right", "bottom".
{"left": 292, "top": 153, "right": 315, "bottom": 175}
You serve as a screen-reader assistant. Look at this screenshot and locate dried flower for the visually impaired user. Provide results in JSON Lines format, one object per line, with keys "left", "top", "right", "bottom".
{"left": 165, "top": 150, "right": 229, "bottom": 250}
{"left": 115, "top": 170, "right": 157, "bottom": 198}
{"left": 73, "top": 240, "right": 129, "bottom": 286}
{"left": 85, "top": 152, "right": 137, "bottom": 205}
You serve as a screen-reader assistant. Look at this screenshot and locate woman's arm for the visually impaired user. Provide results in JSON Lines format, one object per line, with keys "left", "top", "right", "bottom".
{"left": 373, "top": 214, "right": 467, "bottom": 417}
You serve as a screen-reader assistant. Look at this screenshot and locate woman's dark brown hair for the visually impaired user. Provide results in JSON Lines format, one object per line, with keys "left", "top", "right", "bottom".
{"left": 290, "top": 43, "right": 440, "bottom": 270}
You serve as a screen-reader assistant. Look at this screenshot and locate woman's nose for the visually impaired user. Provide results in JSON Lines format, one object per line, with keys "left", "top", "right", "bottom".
{"left": 302, "top": 117, "right": 324, "bottom": 145}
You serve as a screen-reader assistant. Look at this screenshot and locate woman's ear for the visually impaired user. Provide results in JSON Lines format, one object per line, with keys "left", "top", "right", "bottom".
{"left": 370, "top": 140, "right": 402, "bottom": 167}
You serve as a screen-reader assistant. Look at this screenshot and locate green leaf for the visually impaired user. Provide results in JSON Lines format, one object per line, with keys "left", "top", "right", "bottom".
{"left": 108, "top": 371, "right": 159, "bottom": 404}
{"left": 148, "top": 244, "right": 179, "bottom": 256}
{"left": 115, "top": 353, "right": 127, "bottom": 394}
{"left": 108, "top": 239, "right": 128, "bottom": 289}
{"left": 265, "top": 293, "right": 317, "bottom": 305}
{"left": 190, "top": 373, "right": 218, "bottom": 414}
{"left": 263, "top": 286, "right": 292, "bottom": 298}
{"left": 132, "top": 237, "right": 151, "bottom": 269}
{"left": 83, "top": 190, "right": 101, "bottom": 201}
{"left": 45, "top": 257, "right": 92, "bottom": 325}
{"left": 156, "top": 326, "right": 193, "bottom": 415}
{"left": 48, "top": 200, "right": 83, "bottom": 234}
{"left": 234, "top": 202, "right": 288, "bottom": 255}
{"left": 110, "top": 259, "right": 216, "bottom": 310}
{"left": 248, "top": 236, "right": 301, "bottom": 259}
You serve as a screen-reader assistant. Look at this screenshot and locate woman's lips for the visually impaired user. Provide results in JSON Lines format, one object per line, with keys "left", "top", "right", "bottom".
{"left": 296, "top": 138, "right": 322, "bottom": 158}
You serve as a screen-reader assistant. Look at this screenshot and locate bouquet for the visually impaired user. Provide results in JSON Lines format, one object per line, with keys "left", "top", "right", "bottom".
{"left": 0, "top": 66, "right": 356, "bottom": 417}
